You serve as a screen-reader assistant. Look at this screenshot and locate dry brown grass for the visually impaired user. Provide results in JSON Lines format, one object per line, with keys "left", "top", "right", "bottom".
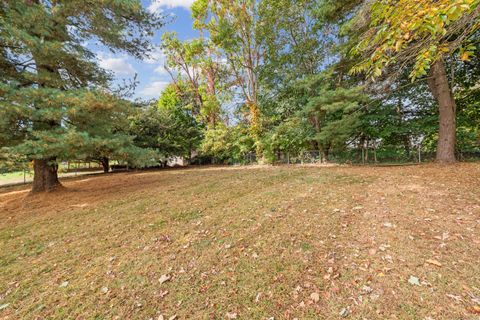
{"left": 0, "top": 164, "right": 479, "bottom": 319}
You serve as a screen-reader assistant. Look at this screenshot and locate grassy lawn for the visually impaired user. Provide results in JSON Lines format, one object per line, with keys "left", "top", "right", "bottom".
{"left": 0, "top": 167, "right": 103, "bottom": 187}
{"left": 0, "top": 164, "right": 479, "bottom": 319}
{"left": 0, "top": 171, "right": 33, "bottom": 183}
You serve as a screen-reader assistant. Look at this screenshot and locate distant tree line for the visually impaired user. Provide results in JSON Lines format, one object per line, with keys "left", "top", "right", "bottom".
{"left": 1, "top": 0, "right": 479, "bottom": 193}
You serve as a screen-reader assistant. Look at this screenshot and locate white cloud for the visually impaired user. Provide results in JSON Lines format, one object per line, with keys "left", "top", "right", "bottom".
{"left": 140, "top": 81, "right": 170, "bottom": 98}
{"left": 154, "top": 64, "right": 169, "bottom": 75}
{"left": 144, "top": 47, "right": 170, "bottom": 76}
{"left": 98, "top": 53, "right": 136, "bottom": 76}
{"left": 144, "top": 46, "right": 165, "bottom": 64}
{"left": 148, "top": 0, "right": 194, "bottom": 12}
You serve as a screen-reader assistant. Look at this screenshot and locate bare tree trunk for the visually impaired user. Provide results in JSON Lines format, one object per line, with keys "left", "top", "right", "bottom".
{"left": 365, "top": 138, "right": 369, "bottom": 163}
{"left": 321, "top": 149, "right": 329, "bottom": 164}
{"left": 427, "top": 59, "right": 456, "bottom": 163}
{"left": 32, "top": 158, "right": 60, "bottom": 193}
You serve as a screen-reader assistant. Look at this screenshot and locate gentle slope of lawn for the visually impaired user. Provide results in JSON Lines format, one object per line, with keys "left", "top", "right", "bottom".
{"left": 0, "top": 164, "right": 479, "bottom": 319}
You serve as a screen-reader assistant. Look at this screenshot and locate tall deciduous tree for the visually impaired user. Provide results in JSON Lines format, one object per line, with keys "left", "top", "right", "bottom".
{"left": 130, "top": 84, "right": 203, "bottom": 161}
{"left": 161, "top": 32, "right": 223, "bottom": 128}
{"left": 351, "top": 0, "right": 480, "bottom": 163}
{"left": 0, "top": 0, "right": 163, "bottom": 192}
{"left": 192, "top": 0, "right": 264, "bottom": 153}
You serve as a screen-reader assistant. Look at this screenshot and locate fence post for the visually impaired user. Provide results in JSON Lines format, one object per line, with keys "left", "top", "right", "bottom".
{"left": 23, "top": 169, "right": 26, "bottom": 184}
{"left": 418, "top": 145, "right": 422, "bottom": 163}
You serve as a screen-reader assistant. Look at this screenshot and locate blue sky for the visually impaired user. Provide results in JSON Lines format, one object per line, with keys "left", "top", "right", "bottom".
{"left": 94, "top": 0, "right": 198, "bottom": 100}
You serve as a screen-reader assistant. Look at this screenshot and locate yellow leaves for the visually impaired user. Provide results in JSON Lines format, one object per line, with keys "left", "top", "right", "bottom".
{"left": 372, "top": 66, "right": 382, "bottom": 78}
{"left": 352, "top": 0, "right": 479, "bottom": 80}
{"left": 460, "top": 51, "right": 472, "bottom": 61}
{"left": 439, "top": 45, "right": 450, "bottom": 54}
{"left": 459, "top": 44, "right": 476, "bottom": 61}
{"left": 395, "top": 40, "right": 403, "bottom": 52}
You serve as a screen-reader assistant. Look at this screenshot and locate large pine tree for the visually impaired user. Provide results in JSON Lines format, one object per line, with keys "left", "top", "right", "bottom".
{"left": 0, "top": 0, "right": 163, "bottom": 192}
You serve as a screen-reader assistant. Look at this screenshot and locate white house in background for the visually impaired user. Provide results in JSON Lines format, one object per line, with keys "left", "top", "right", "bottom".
{"left": 167, "top": 156, "right": 187, "bottom": 167}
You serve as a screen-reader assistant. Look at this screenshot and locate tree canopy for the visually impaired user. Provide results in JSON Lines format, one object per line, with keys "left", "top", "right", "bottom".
{"left": 0, "top": 0, "right": 163, "bottom": 191}
{"left": 1, "top": 0, "right": 479, "bottom": 192}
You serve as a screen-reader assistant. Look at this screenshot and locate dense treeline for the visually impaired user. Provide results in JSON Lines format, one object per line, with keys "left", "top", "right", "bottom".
{"left": 1, "top": 0, "right": 479, "bottom": 192}
{"left": 153, "top": 0, "right": 480, "bottom": 164}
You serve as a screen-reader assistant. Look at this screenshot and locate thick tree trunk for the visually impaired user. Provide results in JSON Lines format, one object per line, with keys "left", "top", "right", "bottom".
{"left": 321, "top": 149, "right": 329, "bottom": 164}
{"left": 100, "top": 157, "right": 110, "bottom": 173}
{"left": 320, "top": 143, "right": 331, "bottom": 164}
{"left": 32, "top": 158, "right": 61, "bottom": 193}
{"left": 427, "top": 59, "right": 457, "bottom": 163}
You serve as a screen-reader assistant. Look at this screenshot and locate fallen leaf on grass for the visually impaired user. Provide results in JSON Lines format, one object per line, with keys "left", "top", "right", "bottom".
{"left": 71, "top": 203, "right": 88, "bottom": 208}
{"left": 467, "top": 306, "right": 480, "bottom": 314}
{"left": 379, "top": 244, "right": 390, "bottom": 251}
{"left": 331, "top": 287, "right": 341, "bottom": 294}
{"left": 159, "top": 290, "right": 169, "bottom": 298}
{"left": 310, "top": 292, "right": 320, "bottom": 303}
{"left": 446, "top": 294, "right": 463, "bottom": 302}
{"left": 339, "top": 308, "right": 349, "bottom": 317}
{"left": 0, "top": 304, "right": 10, "bottom": 310}
{"left": 426, "top": 259, "right": 442, "bottom": 267}
{"left": 226, "top": 312, "right": 238, "bottom": 319}
{"left": 408, "top": 276, "right": 420, "bottom": 286}
{"left": 362, "top": 285, "right": 373, "bottom": 294}
{"left": 159, "top": 274, "right": 171, "bottom": 284}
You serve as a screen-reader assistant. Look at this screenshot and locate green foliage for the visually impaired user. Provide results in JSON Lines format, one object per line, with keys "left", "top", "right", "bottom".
{"left": 192, "top": 0, "right": 263, "bottom": 145}
{"left": 259, "top": 69, "right": 368, "bottom": 162}
{"left": 131, "top": 85, "right": 203, "bottom": 159}
{"left": 201, "top": 124, "right": 255, "bottom": 163}
{"left": 0, "top": 0, "right": 164, "bottom": 173}
{"left": 2, "top": 0, "right": 479, "bottom": 173}
{"left": 262, "top": 118, "right": 315, "bottom": 163}
{"left": 161, "top": 32, "right": 225, "bottom": 128}
{"left": 350, "top": 0, "right": 480, "bottom": 80}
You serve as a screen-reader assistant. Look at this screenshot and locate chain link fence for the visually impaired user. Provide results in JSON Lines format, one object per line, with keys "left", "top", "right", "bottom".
{"left": 241, "top": 148, "right": 480, "bottom": 165}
